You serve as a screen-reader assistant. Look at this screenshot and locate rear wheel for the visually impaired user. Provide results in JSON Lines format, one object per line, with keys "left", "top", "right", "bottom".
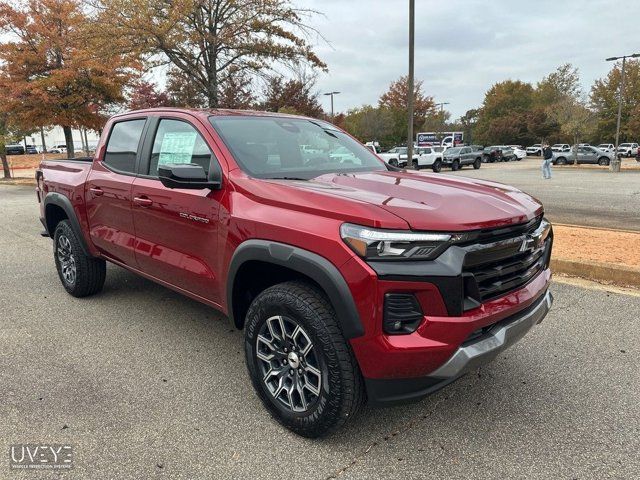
{"left": 473, "top": 158, "right": 481, "bottom": 169}
{"left": 53, "top": 220, "right": 106, "bottom": 297}
{"left": 556, "top": 157, "right": 566, "bottom": 165}
{"left": 244, "top": 281, "right": 364, "bottom": 438}
{"left": 451, "top": 159, "right": 460, "bottom": 171}
{"left": 432, "top": 160, "right": 442, "bottom": 173}
{"left": 412, "top": 159, "right": 419, "bottom": 170}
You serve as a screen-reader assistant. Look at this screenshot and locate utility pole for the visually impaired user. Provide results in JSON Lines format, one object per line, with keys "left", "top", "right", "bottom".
{"left": 406, "top": 0, "right": 415, "bottom": 165}
{"left": 323, "top": 91, "right": 340, "bottom": 119}
{"left": 606, "top": 53, "right": 640, "bottom": 172}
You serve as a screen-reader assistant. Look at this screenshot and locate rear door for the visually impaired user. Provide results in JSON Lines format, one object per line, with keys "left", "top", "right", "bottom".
{"left": 85, "top": 117, "right": 148, "bottom": 266}
{"left": 131, "top": 114, "right": 226, "bottom": 305}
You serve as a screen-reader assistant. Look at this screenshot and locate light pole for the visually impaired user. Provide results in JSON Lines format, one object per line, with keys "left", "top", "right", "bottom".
{"left": 606, "top": 53, "right": 640, "bottom": 172}
{"left": 323, "top": 91, "right": 340, "bottom": 118}
{"left": 434, "top": 102, "right": 449, "bottom": 142}
{"left": 406, "top": 0, "right": 415, "bottom": 164}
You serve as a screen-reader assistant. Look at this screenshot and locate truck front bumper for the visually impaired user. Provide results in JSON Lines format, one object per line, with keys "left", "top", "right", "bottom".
{"left": 364, "top": 289, "right": 553, "bottom": 406}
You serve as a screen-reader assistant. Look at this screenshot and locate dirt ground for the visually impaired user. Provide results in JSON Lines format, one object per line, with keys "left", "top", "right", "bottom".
{"left": 6, "top": 152, "right": 68, "bottom": 168}
{"left": 553, "top": 224, "right": 640, "bottom": 268}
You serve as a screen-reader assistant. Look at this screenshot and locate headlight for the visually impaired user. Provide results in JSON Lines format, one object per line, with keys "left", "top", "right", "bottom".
{"left": 340, "top": 223, "right": 453, "bottom": 261}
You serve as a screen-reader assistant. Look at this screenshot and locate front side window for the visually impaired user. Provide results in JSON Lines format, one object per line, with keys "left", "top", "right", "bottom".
{"left": 210, "top": 116, "right": 386, "bottom": 179}
{"left": 149, "top": 119, "right": 213, "bottom": 177}
{"left": 103, "top": 119, "right": 146, "bottom": 173}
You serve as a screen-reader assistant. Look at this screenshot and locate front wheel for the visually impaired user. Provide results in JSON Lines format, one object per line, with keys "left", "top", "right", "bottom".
{"left": 556, "top": 157, "right": 566, "bottom": 165}
{"left": 451, "top": 159, "right": 460, "bottom": 171}
{"left": 598, "top": 157, "right": 610, "bottom": 166}
{"left": 244, "top": 281, "right": 364, "bottom": 438}
{"left": 412, "top": 159, "right": 419, "bottom": 170}
{"left": 432, "top": 160, "right": 442, "bottom": 173}
{"left": 53, "top": 220, "right": 106, "bottom": 297}
{"left": 388, "top": 158, "right": 398, "bottom": 167}
{"left": 473, "top": 158, "right": 481, "bottom": 169}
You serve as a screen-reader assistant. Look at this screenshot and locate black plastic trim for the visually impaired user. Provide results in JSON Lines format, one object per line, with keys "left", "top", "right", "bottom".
{"left": 227, "top": 240, "right": 364, "bottom": 339}
{"left": 42, "top": 192, "right": 93, "bottom": 256}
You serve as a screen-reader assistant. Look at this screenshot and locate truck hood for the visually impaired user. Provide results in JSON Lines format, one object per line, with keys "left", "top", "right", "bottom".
{"left": 282, "top": 171, "right": 543, "bottom": 231}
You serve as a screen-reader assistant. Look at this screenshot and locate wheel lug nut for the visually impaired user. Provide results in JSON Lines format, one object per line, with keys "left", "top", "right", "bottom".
{"left": 289, "top": 369, "right": 294, "bottom": 375}
{"left": 283, "top": 348, "right": 288, "bottom": 353}
{"left": 298, "top": 368, "right": 303, "bottom": 374}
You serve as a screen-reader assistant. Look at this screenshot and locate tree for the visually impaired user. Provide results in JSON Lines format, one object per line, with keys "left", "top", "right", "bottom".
{"left": 379, "top": 76, "right": 435, "bottom": 134}
{"left": 550, "top": 97, "right": 596, "bottom": 163}
{"left": 590, "top": 59, "right": 640, "bottom": 142}
{"left": 0, "top": 0, "right": 138, "bottom": 157}
{"left": 128, "top": 81, "right": 170, "bottom": 110}
{"left": 259, "top": 75, "right": 323, "bottom": 117}
{"left": 95, "top": 0, "right": 326, "bottom": 108}
{"left": 535, "top": 63, "right": 582, "bottom": 107}
{"left": 166, "top": 68, "right": 209, "bottom": 108}
{"left": 458, "top": 108, "right": 479, "bottom": 144}
{"left": 218, "top": 69, "right": 256, "bottom": 110}
{"left": 474, "top": 80, "right": 535, "bottom": 144}
{"left": 342, "top": 106, "right": 395, "bottom": 146}
{"left": 0, "top": 114, "right": 10, "bottom": 178}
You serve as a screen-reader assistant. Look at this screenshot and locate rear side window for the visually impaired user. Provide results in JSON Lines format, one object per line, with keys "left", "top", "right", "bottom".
{"left": 103, "top": 119, "right": 146, "bottom": 173}
{"left": 149, "top": 119, "right": 213, "bottom": 177}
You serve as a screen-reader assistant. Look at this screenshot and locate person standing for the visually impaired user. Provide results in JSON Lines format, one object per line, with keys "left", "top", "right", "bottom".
{"left": 542, "top": 144, "right": 553, "bottom": 179}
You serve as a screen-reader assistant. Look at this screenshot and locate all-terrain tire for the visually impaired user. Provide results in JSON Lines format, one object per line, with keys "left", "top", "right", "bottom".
{"left": 244, "top": 281, "right": 364, "bottom": 438}
{"left": 53, "top": 220, "right": 106, "bottom": 297}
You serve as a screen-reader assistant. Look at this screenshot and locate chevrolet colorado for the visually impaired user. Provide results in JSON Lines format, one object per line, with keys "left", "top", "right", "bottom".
{"left": 36, "top": 108, "right": 553, "bottom": 437}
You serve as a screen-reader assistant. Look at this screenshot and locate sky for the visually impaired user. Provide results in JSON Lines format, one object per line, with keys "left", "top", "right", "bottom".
{"left": 295, "top": 0, "right": 640, "bottom": 119}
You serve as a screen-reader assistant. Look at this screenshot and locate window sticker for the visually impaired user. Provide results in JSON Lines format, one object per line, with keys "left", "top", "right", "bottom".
{"left": 158, "top": 131, "right": 197, "bottom": 165}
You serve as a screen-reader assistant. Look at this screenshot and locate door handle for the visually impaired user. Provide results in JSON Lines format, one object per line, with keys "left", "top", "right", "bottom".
{"left": 133, "top": 196, "right": 153, "bottom": 207}
{"left": 89, "top": 187, "right": 103, "bottom": 197}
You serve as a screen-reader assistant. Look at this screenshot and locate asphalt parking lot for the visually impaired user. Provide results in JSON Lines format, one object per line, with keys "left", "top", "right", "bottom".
{"left": 448, "top": 157, "right": 640, "bottom": 231}
{"left": 1, "top": 184, "right": 639, "bottom": 479}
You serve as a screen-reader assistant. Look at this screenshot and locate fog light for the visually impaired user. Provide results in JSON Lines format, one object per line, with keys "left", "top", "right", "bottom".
{"left": 383, "top": 293, "right": 423, "bottom": 334}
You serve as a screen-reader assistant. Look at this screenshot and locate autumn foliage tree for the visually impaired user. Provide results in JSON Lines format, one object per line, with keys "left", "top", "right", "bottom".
{"left": 95, "top": 0, "right": 326, "bottom": 108}
{"left": 127, "top": 81, "right": 170, "bottom": 111}
{"left": 259, "top": 75, "right": 323, "bottom": 117}
{"left": 0, "top": 0, "right": 139, "bottom": 157}
{"left": 379, "top": 76, "right": 435, "bottom": 135}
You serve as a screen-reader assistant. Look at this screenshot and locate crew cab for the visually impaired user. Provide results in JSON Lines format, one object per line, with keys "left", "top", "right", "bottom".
{"left": 36, "top": 108, "right": 553, "bottom": 438}
{"left": 377, "top": 146, "right": 419, "bottom": 167}
{"left": 413, "top": 146, "right": 444, "bottom": 172}
{"left": 442, "top": 146, "right": 483, "bottom": 170}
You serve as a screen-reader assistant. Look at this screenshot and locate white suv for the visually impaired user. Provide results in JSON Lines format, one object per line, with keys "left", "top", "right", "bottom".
{"left": 617, "top": 143, "right": 639, "bottom": 157}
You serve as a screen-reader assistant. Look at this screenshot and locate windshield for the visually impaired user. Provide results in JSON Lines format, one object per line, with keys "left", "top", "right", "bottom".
{"left": 445, "top": 147, "right": 462, "bottom": 155}
{"left": 210, "top": 116, "right": 387, "bottom": 179}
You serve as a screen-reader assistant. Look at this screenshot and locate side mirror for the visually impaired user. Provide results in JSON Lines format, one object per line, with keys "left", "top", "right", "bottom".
{"left": 158, "top": 163, "right": 222, "bottom": 190}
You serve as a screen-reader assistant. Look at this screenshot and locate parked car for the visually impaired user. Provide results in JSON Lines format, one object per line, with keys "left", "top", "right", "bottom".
{"left": 552, "top": 146, "right": 613, "bottom": 165}
{"left": 36, "top": 108, "right": 553, "bottom": 437}
{"left": 442, "top": 146, "right": 483, "bottom": 170}
{"left": 50, "top": 144, "right": 68, "bottom": 154}
{"left": 482, "top": 146, "right": 502, "bottom": 162}
{"left": 413, "top": 146, "right": 444, "bottom": 172}
{"left": 526, "top": 144, "right": 542, "bottom": 156}
{"left": 617, "top": 142, "right": 639, "bottom": 157}
{"left": 510, "top": 145, "right": 527, "bottom": 160}
{"left": 637, "top": 146, "right": 640, "bottom": 161}
{"left": 25, "top": 144, "right": 39, "bottom": 154}
{"left": 5, "top": 143, "right": 25, "bottom": 155}
{"left": 551, "top": 144, "right": 571, "bottom": 152}
{"left": 377, "top": 146, "right": 413, "bottom": 167}
{"left": 597, "top": 143, "right": 615, "bottom": 152}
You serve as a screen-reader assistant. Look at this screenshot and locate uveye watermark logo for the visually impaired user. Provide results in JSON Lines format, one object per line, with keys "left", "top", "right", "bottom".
{"left": 9, "top": 444, "right": 73, "bottom": 470}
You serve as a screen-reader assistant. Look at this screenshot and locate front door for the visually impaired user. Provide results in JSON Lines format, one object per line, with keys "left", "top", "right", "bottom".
{"left": 131, "top": 116, "right": 225, "bottom": 305}
{"left": 85, "top": 118, "right": 147, "bottom": 266}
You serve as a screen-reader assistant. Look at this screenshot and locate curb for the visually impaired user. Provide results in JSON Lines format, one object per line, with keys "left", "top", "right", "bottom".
{"left": 551, "top": 258, "right": 640, "bottom": 289}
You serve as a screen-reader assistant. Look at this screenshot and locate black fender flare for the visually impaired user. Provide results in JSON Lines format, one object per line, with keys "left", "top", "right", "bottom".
{"left": 43, "top": 192, "right": 92, "bottom": 256}
{"left": 227, "top": 240, "right": 364, "bottom": 339}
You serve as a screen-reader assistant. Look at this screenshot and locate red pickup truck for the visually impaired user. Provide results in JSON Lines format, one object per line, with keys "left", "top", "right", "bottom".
{"left": 36, "top": 108, "right": 553, "bottom": 437}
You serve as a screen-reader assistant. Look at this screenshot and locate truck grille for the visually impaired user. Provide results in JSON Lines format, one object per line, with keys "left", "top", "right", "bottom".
{"left": 461, "top": 217, "right": 552, "bottom": 304}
